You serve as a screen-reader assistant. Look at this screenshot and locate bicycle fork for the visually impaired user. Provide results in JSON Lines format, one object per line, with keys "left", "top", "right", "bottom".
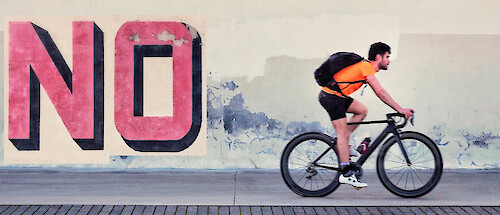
{"left": 392, "top": 129, "right": 412, "bottom": 166}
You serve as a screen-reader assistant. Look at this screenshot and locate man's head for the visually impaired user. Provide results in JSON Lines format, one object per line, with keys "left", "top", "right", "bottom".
{"left": 368, "top": 42, "right": 391, "bottom": 71}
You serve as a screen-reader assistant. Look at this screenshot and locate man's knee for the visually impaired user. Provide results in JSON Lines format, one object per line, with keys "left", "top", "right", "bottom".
{"left": 360, "top": 106, "right": 368, "bottom": 117}
{"left": 354, "top": 106, "right": 368, "bottom": 118}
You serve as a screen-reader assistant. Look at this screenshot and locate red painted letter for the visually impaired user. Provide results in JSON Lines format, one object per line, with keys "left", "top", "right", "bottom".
{"left": 8, "top": 21, "right": 104, "bottom": 150}
{"left": 115, "top": 21, "right": 202, "bottom": 152}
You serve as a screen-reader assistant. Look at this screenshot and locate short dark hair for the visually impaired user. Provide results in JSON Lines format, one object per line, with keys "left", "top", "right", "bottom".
{"left": 368, "top": 42, "right": 391, "bottom": 61}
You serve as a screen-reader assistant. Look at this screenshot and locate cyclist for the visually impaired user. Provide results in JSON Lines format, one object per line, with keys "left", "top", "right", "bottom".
{"left": 318, "top": 42, "right": 414, "bottom": 188}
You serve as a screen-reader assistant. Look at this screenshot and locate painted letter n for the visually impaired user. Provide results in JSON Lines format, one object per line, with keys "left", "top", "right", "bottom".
{"left": 8, "top": 22, "right": 104, "bottom": 150}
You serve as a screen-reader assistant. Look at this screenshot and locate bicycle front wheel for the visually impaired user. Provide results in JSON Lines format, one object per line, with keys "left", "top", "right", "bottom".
{"left": 377, "top": 131, "right": 443, "bottom": 198}
{"left": 280, "top": 132, "right": 341, "bottom": 197}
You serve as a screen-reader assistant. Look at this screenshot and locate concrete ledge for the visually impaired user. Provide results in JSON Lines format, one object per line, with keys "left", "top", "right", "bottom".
{"left": 0, "top": 168, "right": 498, "bottom": 206}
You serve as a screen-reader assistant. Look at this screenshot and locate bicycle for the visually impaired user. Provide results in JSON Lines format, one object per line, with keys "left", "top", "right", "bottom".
{"left": 280, "top": 113, "right": 443, "bottom": 198}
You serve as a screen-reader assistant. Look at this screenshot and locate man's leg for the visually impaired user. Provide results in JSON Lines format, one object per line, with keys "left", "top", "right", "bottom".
{"left": 332, "top": 104, "right": 368, "bottom": 189}
{"left": 331, "top": 118, "right": 350, "bottom": 164}
{"left": 346, "top": 99, "right": 368, "bottom": 133}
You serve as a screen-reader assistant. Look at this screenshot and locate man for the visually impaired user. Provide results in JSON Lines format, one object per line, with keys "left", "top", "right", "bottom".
{"left": 318, "top": 42, "right": 414, "bottom": 188}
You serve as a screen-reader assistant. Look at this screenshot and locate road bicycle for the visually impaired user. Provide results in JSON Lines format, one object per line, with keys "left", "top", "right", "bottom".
{"left": 280, "top": 113, "right": 443, "bottom": 198}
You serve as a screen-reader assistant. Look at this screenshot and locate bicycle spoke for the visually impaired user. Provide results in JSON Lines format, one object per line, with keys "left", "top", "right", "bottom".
{"left": 410, "top": 166, "right": 433, "bottom": 180}
{"left": 411, "top": 163, "right": 435, "bottom": 170}
{"left": 396, "top": 168, "right": 408, "bottom": 187}
{"left": 385, "top": 163, "right": 408, "bottom": 170}
{"left": 410, "top": 168, "right": 416, "bottom": 190}
{"left": 385, "top": 159, "right": 408, "bottom": 165}
{"left": 410, "top": 167, "right": 425, "bottom": 186}
{"left": 388, "top": 166, "right": 407, "bottom": 180}
{"left": 387, "top": 150, "right": 407, "bottom": 163}
{"left": 288, "top": 161, "right": 309, "bottom": 168}
{"left": 412, "top": 158, "right": 435, "bottom": 166}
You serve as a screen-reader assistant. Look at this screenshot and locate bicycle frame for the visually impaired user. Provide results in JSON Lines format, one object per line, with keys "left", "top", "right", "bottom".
{"left": 348, "top": 118, "right": 410, "bottom": 166}
{"left": 314, "top": 114, "right": 412, "bottom": 171}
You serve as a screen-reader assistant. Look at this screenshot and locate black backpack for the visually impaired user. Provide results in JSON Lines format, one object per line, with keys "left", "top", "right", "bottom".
{"left": 314, "top": 52, "right": 366, "bottom": 92}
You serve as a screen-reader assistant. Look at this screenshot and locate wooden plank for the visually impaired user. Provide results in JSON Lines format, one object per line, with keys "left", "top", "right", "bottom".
{"left": 166, "top": 205, "right": 178, "bottom": 215}
{"left": 398, "top": 207, "right": 414, "bottom": 215}
{"left": 1, "top": 206, "right": 20, "bottom": 215}
{"left": 292, "top": 206, "right": 305, "bottom": 215}
{"left": 208, "top": 206, "right": 218, "bottom": 215}
{"left": 493, "top": 207, "right": 500, "bottom": 214}
{"left": 303, "top": 207, "right": 316, "bottom": 215}
{"left": 335, "top": 207, "right": 349, "bottom": 215}
{"left": 324, "top": 207, "right": 338, "bottom": 215}
{"left": 88, "top": 205, "right": 104, "bottom": 215}
{"left": 229, "top": 206, "right": 240, "bottom": 215}
{"left": 345, "top": 207, "right": 361, "bottom": 215}
{"left": 186, "top": 206, "right": 198, "bottom": 215}
{"left": 355, "top": 207, "right": 371, "bottom": 215}
{"left": 22, "top": 205, "right": 41, "bottom": 215}
{"left": 46, "top": 205, "right": 63, "bottom": 215}
{"left": 429, "top": 207, "right": 447, "bottom": 215}
{"left": 120, "top": 206, "right": 135, "bottom": 215}
{"left": 251, "top": 206, "right": 263, "bottom": 215}
{"left": 376, "top": 207, "right": 393, "bottom": 215}
{"left": 34, "top": 205, "right": 50, "bottom": 215}
{"left": 418, "top": 207, "right": 436, "bottom": 215}
{"left": 387, "top": 207, "right": 404, "bottom": 215}
{"left": 240, "top": 206, "right": 251, "bottom": 215}
{"left": 261, "top": 206, "right": 273, "bottom": 215}
{"left": 272, "top": 207, "right": 285, "bottom": 215}
{"left": 98, "top": 205, "right": 115, "bottom": 215}
{"left": 109, "top": 205, "right": 125, "bottom": 215}
{"left": 67, "top": 205, "right": 84, "bottom": 215}
{"left": 482, "top": 207, "right": 499, "bottom": 215}
{"left": 143, "top": 206, "right": 156, "bottom": 215}
{"left": 472, "top": 206, "right": 490, "bottom": 215}
{"left": 176, "top": 206, "right": 187, "bottom": 215}
{"left": 55, "top": 205, "right": 72, "bottom": 215}
{"left": 313, "top": 207, "right": 328, "bottom": 215}
{"left": 197, "top": 206, "right": 208, "bottom": 215}
{"left": 460, "top": 207, "right": 480, "bottom": 215}
{"left": 439, "top": 207, "right": 457, "bottom": 215}
{"left": 11, "top": 205, "right": 29, "bottom": 215}
{"left": 77, "top": 205, "right": 94, "bottom": 215}
{"left": 408, "top": 207, "right": 425, "bottom": 215}
{"left": 154, "top": 206, "right": 167, "bottom": 215}
{"left": 282, "top": 207, "right": 294, "bottom": 215}
{"left": 365, "top": 207, "right": 382, "bottom": 215}
{"left": 218, "top": 206, "right": 229, "bottom": 215}
{"left": 0, "top": 206, "right": 9, "bottom": 214}
{"left": 132, "top": 205, "right": 145, "bottom": 215}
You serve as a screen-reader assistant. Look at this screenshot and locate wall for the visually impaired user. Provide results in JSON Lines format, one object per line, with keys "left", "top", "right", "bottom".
{"left": 1, "top": 1, "right": 499, "bottom": 169}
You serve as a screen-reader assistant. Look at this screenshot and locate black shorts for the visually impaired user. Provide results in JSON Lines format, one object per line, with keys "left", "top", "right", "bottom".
{"left": 318, "top": 90, "right": 354, "bottom": 121}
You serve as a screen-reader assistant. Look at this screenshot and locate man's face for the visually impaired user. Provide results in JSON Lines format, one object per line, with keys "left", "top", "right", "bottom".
{"left": 378, "top": 52, "right": 390, "bottom": 70}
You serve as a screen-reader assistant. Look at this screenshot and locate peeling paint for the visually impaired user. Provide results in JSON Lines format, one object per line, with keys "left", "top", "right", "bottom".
{"left": 185, "top": 24, "right": 200, "bottom": 39}
{"left": 128, "top": 33, "right": 140, "bottom": 42}
{"left": 157, "top": 30, "right": 189, "bottom": 46}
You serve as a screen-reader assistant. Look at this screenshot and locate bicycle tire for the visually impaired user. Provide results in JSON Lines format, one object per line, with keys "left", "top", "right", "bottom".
{"left": 280, "top": 132, "right": 341, "bottom": 197}
{"left": 377, "top": 131, "right": 443, "bottom": 198}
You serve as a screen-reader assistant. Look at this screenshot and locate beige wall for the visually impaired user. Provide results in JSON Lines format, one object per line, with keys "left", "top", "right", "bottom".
{"left": 1, "top": 1, "right": 499, "bottom": 169}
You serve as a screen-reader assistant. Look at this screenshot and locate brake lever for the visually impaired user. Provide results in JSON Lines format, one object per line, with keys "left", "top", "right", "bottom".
{"left": 410, "top": 114, "right": 415, "bottom": 126}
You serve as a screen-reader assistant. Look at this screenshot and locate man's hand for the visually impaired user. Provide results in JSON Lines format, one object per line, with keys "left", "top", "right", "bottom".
{"left": 397, "top": 108, "right": 415, "bottom": 119}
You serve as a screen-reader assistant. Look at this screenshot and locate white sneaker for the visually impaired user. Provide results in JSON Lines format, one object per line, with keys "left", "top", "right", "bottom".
{"left": 349, "top": 145, "right": 360, "bottom": 157}
{"left": 339, "top": 174, "right": 367, "bottom": 188}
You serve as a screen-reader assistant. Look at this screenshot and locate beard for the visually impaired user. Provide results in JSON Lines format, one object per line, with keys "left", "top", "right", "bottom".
{"left": 379, "top": 62, "right": 389, "bottom": 70}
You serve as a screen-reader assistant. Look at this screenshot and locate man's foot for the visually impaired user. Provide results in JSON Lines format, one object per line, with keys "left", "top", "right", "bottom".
{"left": 339, "top": 174, "right": 367, "bottom": 189}
{"left": 349, "top": 145, "right": 360, "bottom": 157}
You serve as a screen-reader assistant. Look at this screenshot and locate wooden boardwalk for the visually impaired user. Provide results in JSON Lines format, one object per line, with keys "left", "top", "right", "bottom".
{"left": 0, "top": 205, "right": 498, "bottom": 215}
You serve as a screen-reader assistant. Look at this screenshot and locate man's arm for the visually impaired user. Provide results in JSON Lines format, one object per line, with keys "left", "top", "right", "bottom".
{"left": 366, "top": 76, "right": 414, "bottom": 119}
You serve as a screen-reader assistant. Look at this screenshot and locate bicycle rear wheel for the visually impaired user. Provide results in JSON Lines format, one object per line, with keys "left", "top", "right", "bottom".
{"left": 377, "top": 131, "right": 443, "bottom": 198}
{"left": 280, "top": 132, "right": 341, "bottom": 197}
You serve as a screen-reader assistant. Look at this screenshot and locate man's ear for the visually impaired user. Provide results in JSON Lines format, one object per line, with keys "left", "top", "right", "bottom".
{"left": 375, "top": 54, "right": 382, "bottom": 61}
